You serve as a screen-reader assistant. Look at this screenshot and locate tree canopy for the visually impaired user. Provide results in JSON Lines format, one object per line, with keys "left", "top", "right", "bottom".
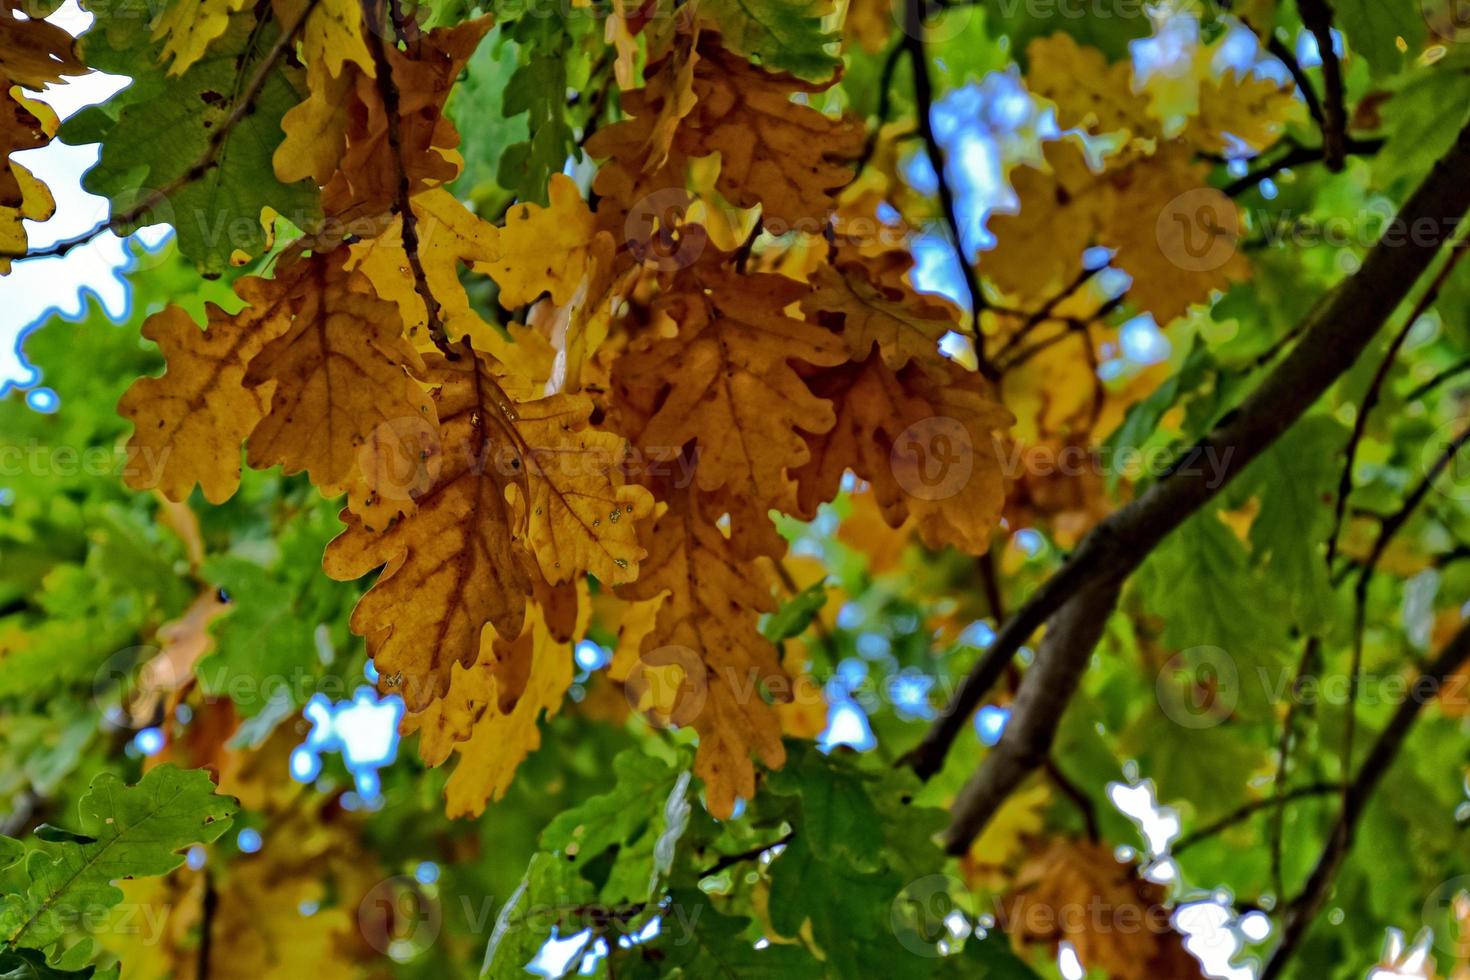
{"left": 3, "top": 0, "right": 1470, "bottom": 977}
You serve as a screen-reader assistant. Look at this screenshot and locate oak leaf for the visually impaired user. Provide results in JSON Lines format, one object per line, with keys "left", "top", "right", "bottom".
{"left": 802, "top": 252, "right": 960, "bottom": 370}
{"left": 589, "top": 36, "right": 862, "bottom": 228}
{"left": 242, "top": 252, "right": 437, "bottom": 515}
{"left": 616, "top": 485, "right": 788, "bottom": 818}
{"left": 487, "top": 172, "right": 602, "bottom": 308}
{"left": 405, "top": 591, "right": 584, "bottom": 818}
{"left": 118, "top": 277, "right": 294, "bottom": 504}
{"left": 796, "top": 355, "right": 1014, "bottom": 555}
{"left": 324, "top": 343, "right": 649, "bottom": 711}
{"left": 614, "top": 250, "right": 847, "bottom": 509}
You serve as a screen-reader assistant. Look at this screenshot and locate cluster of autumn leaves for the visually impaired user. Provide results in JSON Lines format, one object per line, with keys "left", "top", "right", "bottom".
{"left": 91, "top": 10, "right": 1015, "bottom": 819}
{"left": 4, "top": 0, "right": 1304, "bottom": 822}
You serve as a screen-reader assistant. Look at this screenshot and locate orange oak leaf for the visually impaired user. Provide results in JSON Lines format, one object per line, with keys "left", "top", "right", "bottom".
{"left": 616, "top": 485, "right": 788, "bottom": 818}
{"left": 588, "top": 35, "right": 862, "bottom": 229}
{"left": 614, "top": 248, "right": 848, "bottom": 509}
{"left": 242, "top": 251, "right": 437, "bottom": 515}
{"left": 324, "top": 342, "right": 649, "bottom": 711}
{"left": 802, "top": 253, "right": 960, "bottom": 370}
{"left": 796, "top": 355, "right": 1014, "bottom": 555}
{"left": 118, "top": 276, "right": 296, "bottom": 504}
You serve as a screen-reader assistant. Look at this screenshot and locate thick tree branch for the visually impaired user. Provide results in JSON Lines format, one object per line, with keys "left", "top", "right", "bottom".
{"left": 943, "top": 577, "right": 1120, "bottom": 854}
{"left": 906, "top": 118, "right": 1470, "bottom": 787}
{"left": 1261, "top": 619, "right": 1470, "bottom": 980}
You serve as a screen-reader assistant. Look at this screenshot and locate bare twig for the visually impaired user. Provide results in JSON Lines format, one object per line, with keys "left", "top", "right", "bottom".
{"left": 1266, "top": 33, "right": 1324, "bottom": 126}
{"left": 1174, "top": 781, "right": 1337, "bottom": 857}
{"left": 1407, "top": 356, "right": 1470, "bottom": 402}
{"left": 1224, "top": 137, "right": 1383, "bottom": 197}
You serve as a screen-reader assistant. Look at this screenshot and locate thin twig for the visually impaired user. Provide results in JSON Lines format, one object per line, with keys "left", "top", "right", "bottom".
{"left": 698, "top": 831, "right": 795, "bottom": 878}
{"left": 1265, "top": 33, "right": 1324, "bottom": 126}
{"left": 1298, "top": 0, "right": 1347, "bottom": 172}
{"left": 1407, "top": 356, "right": 1470, "bottom": 402}
{"left": 1326, "top": 239, "right": 1469, "bottom": 566}
{"left": 1224, "top": 138, "right": 1383, "bottom": 197}
{"left": 1262, "top": 618, "right": 1470, "bottom": 980}
{"left": 1175, "top": 781, "right": 1337, "bottom": 856}
{"left": 900, "top": 0, "right": 994, "bottom": 380}
{"left": 365, "top": 0, "right": 455, "bottom": 357}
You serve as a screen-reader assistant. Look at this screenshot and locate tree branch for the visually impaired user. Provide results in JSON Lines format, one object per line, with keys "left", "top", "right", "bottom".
{"left": 1173, "top": 782, "right": 1337, "bottom": 857}
{"left": 901, "top": 0, "right": 994, "bottom": 380}
{"left": 364, "top": 0, "right": 454, "bottom": 357}
{"left": 1297, "top": 0, "right": 1347, "bottom": 172}
{"left": 905, "top": 117, "right": 1470, "bottom": 788}
{"left": 2, "top": 1, "right": 320, "bottom": 263}
{"left": 943, "top": 577, "right": 1121, "bottom": 854}
{"left": 1224, "top": 137, "right": 1382, "bottom": 197}
{"left": 1261, "top": 618, "right": 1470, "bottom": 980}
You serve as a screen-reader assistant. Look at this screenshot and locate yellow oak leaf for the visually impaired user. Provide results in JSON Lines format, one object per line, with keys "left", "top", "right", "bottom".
{"left": 152, "top": 0, "right": 251, "bottom": 75}
{"left": 796, "top": 355, "right": 1014, "bottom": 555}
{"left": 503, "top": 392, "right": 656, "bottom": 587}
{"left": 982, "top": 136, "right": 1103, "bottom": 305}
{"left": 1026, "top": 32, "right": 1157, "bottom": 139}
{"left": 241, "top": 252, "right": 436, "bottom": 516}
{"left": 487, "top": 172, "right": 600, "bottom": 307}
{"left": 324, "top": 343, "right": 649, "bottom": 711}
{"left": 273, "top": 58, "right": 356, "bottom": 186}
{"left": 1102, "top": 142, "right": 1249, "bottom": 325}
{"left": 617, "top": 485, "right": 788, "bottom": 819}
{"left": 1184, "top": 68, "right": 1300, "bottom": 156}
{"left": 118, "top": 276, "right": 294, "bottom": 504}
{"left": 345, "top": 186, "right": 501, "bottom": 346}
{"left": 589, "top": 36, "right": 862, "bottom": 228}
{"left": 435, "top": 594, "right": 584, "bottom": 818}
{"left": 614, "top": 249, "right": 848, "bottom": 508}
{"left": 0, "top": 160, "right": 52, "bottom": 274}
{"left": 273, "top": 0, "right": 374, "bottom": 78}
{"left": 802, "top": 253, "right": 959, "bottom": 369}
